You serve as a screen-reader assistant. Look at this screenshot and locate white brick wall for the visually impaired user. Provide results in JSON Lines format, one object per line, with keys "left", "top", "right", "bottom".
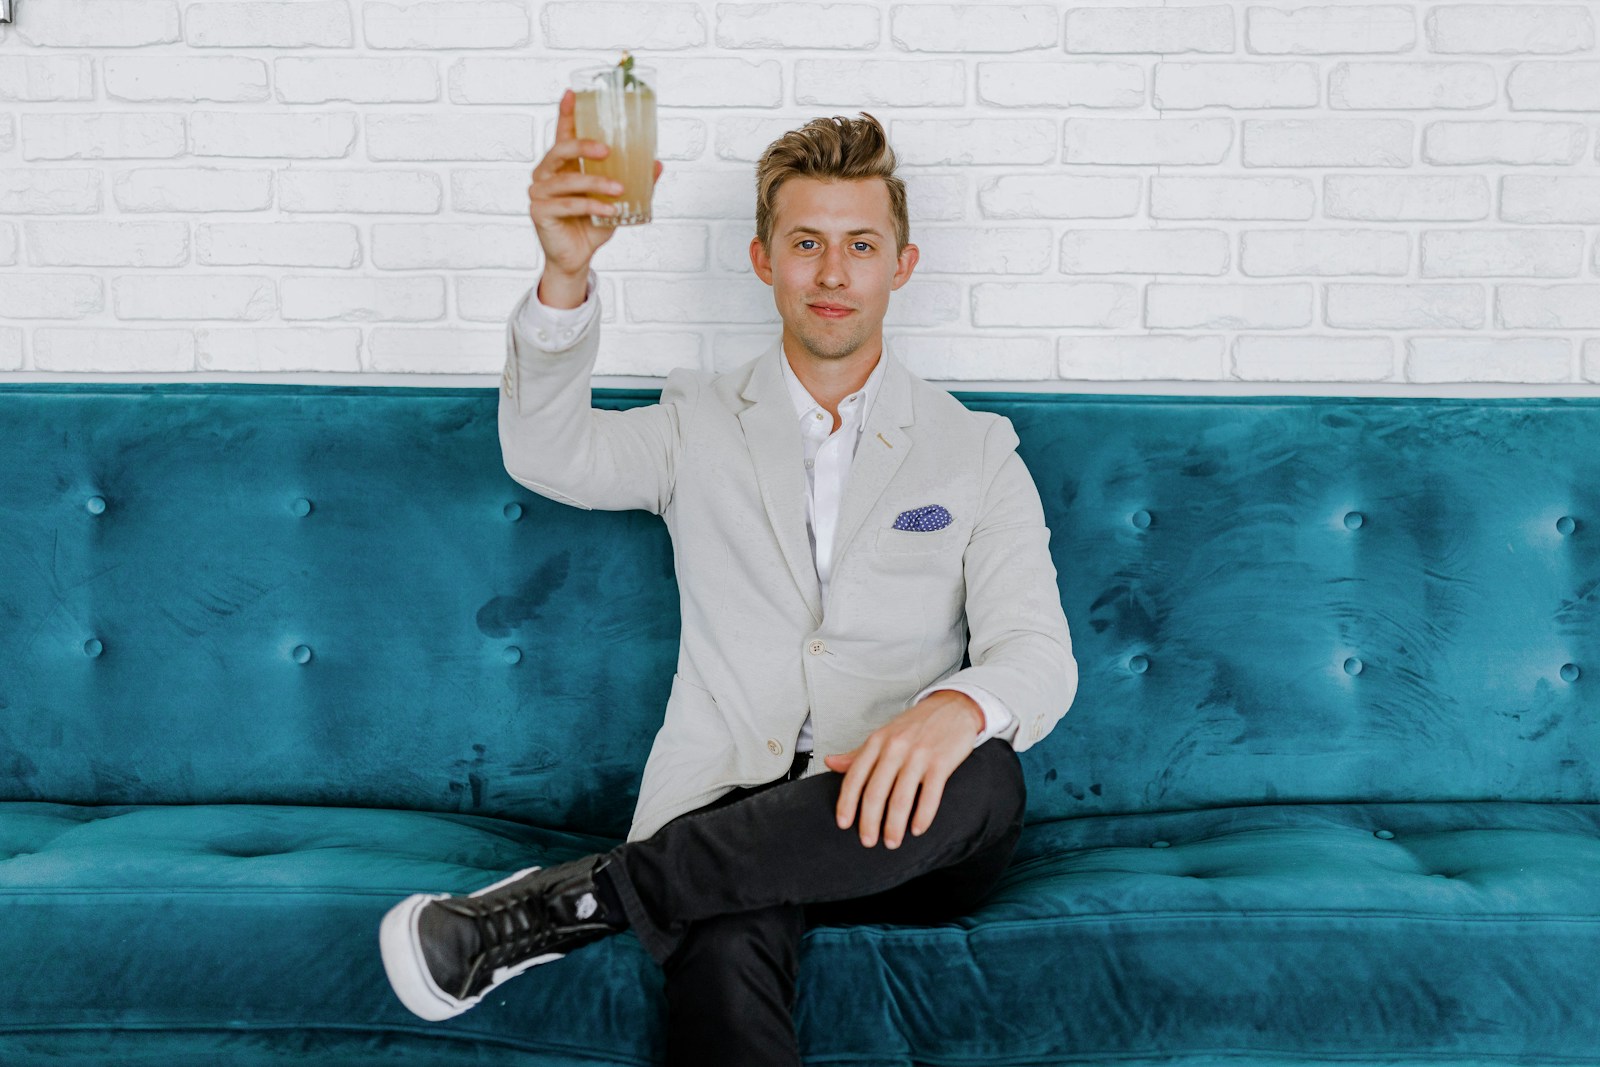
{"left": 2, "top": 0, "right": 1599, "bottom": 392}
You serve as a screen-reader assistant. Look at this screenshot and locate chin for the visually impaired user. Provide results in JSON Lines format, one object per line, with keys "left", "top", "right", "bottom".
{"left": 806, "top": 334, "right": 863, "bottom": 361}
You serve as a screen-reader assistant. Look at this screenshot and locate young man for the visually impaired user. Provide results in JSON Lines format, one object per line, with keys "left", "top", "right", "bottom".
{"left": 379, "top": 94, "right": 1077, "bottom": 1065}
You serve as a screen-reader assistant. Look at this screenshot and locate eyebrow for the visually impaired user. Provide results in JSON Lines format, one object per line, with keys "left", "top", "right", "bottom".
{"left": 784, "top": 226, "right": 884, "bottom": 238}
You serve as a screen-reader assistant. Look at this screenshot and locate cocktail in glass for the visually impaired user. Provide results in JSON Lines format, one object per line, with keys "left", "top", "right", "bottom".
{"left": 570, "top": 54, "right": 657, "bottom": 227}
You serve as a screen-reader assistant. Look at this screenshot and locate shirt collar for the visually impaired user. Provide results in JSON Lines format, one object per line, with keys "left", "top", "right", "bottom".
{"left": 778, "top": 340, "right": 888, "bottom": 433}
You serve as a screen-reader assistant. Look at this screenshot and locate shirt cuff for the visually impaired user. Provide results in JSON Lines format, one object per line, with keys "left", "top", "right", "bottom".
{"left": 515, "top": 268, "right": 599, "bottom": 344}
{"left": 913, "top": 682, "right": 1019, "bottom": 749}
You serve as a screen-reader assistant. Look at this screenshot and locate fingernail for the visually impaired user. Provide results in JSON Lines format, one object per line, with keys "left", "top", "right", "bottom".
{"left": 887, "top": 839, "right": 899, "bottom": 849}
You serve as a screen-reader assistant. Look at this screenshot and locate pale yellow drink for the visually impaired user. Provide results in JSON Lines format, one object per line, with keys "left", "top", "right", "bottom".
{"left": 571, "top": 61, "right": 657, "bottom": 227}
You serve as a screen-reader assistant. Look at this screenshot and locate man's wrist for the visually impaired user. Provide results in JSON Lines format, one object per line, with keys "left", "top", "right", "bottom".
{"left": 936, "top": 690, "right": 985, "bottom": 734}
{"left": 537, "top": 267, "right": 589, "bottom": 310}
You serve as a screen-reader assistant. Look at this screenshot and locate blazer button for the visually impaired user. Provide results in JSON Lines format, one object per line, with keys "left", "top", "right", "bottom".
{"left": 767, "top": 738, "right": 783, "bottom": 755}
{"left": 809, "top": 640, "right": 826, "bottom": 655}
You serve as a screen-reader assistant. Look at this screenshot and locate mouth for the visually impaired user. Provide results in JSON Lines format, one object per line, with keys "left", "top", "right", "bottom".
{"left": 809, "top": 303, "right": 854, "bottom": 319}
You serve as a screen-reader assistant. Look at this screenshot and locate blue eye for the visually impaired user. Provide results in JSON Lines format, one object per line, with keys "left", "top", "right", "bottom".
{"left": 797, "top": 239, "right": 873, "bottom": 251}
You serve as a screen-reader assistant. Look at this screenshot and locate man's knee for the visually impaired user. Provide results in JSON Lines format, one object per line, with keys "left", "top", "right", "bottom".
{"left": 962, "top": 737, "right": 1027, "bottom": 828}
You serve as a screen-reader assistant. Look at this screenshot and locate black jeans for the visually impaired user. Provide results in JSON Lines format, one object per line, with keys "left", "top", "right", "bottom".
{"left": 598, "top": 737, "right": 1028, "bottom": 1067}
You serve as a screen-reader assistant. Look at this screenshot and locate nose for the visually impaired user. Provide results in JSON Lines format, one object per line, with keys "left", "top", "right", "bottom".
{"left": 815, "top": 243, "right": 849, "bottom": 289}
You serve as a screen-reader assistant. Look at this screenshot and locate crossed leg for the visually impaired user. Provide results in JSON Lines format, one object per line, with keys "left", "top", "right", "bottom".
{"left": 598, "top": 738, "right": 1027, "bottom": 1067}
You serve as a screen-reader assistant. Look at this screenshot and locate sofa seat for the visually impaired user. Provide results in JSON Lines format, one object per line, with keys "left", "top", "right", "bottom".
{"left": 2, "top": 800, "right": 1597, "bottom": 1067}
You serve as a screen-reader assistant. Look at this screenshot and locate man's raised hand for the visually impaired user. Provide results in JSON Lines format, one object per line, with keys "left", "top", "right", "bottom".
{"left": 528, "top": 88, "right": 665, "bottom": 282}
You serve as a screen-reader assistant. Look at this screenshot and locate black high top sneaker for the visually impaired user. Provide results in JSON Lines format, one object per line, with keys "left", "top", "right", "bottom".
{"left": 379, "top": 853, "right": 625, "bottom": 1021}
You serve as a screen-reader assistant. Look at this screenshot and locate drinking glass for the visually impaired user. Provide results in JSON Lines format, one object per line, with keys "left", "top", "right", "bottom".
{"left": 569, "top": 58, "right": 657, "bottom": 227}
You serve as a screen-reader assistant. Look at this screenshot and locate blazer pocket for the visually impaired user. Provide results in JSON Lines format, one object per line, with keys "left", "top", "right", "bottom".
{"left": 875, "top": 523, "right": 963, "bottom": 554}
{"left": 661, "top": 673, "right": 737, "bottom": 753}
{"left": 667, "top": 671, "right": 720, "bottom": 718}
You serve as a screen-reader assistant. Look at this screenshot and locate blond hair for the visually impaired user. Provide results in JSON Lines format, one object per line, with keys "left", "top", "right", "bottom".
{"left": 754, "top": 112, "right": 909, "bottom": 257}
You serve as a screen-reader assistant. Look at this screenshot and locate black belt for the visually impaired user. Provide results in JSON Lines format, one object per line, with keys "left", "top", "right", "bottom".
{"left": 787, "top": 748, "right": 812, "bottom": 781}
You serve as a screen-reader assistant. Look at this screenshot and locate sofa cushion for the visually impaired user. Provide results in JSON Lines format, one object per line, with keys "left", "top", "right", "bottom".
{"left": 0, "top": 802, "right": 660, "bottom": 1064}
{"left": 3, "top": 800, "right": 1596, "bottom": 1065}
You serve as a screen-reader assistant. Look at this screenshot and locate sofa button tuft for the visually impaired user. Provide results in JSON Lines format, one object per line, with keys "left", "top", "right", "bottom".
{"left": 1344, "top": 657, "right": 1363, "bottom": 675}
{"left": 1131, "top": 509, "right": 1151, "bottom": 529}
{"left": 1374, "top": 829, "right": 1395, "bottom": 840}
{"left": 1344, "top": 511, "right": 1364, "bottom": 529}
{"left": 503, "top": 646, "right": 522, "bottom": 664}
{"left": 1560, "top": 662, "right": 1579, "bottom": 682}
{"left": 504, "top": 502, "right": 523, "bottom": 521}
{"left": 292, "top": 498, "right": 312, "bottom": 517}
{"left": 1129, "top": 655, "right": 1149, "bottom": 674}
{"left": 293, "top": 645, "right": 313, "bottom": 664}
{"left": 1557, "top": 515, "right": 1576, "bottom": 535}
{"left": 86, "top": 495, "right": 106, "bottom": 515}
{"left": 1151, "top": 840, "right": 1170, "bottom": 848}
{"left": 83, "top": 638, "right": 103, "bottom": 657}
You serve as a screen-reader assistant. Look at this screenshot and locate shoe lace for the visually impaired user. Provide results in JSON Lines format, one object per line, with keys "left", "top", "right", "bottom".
{"left": 444, "top": 887, "right": 556, "bottom": 996}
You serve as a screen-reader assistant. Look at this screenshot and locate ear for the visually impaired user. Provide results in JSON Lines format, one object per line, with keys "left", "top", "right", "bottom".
{"left": 891, "top": 242, "right": 918, "bottom": 291}
{"left": 749, "top": 235, "right": 773, "bottom": 285}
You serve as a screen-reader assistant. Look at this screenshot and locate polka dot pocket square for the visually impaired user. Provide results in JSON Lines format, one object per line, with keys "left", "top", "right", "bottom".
{"left": 892, "top": 504, "right": 953, "bottom": 532}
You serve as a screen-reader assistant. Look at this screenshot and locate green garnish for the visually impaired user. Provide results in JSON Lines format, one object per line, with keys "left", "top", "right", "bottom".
{"left": 618, "top": 51, "right": 640, "bottom": 90}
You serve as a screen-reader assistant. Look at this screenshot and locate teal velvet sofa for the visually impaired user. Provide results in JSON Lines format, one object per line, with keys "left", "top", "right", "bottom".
{"left": 2, "top": 381, "right": 1598, "bottom": 1066}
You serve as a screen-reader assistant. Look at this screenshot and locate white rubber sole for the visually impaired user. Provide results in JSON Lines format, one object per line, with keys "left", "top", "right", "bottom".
{"left": 378, "top": 866, "right": 567, "bottom": 1021}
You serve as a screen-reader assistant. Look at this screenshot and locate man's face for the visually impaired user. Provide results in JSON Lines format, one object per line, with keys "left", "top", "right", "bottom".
{"left": 750, "top": 176, "right": 918, "bottom": 366}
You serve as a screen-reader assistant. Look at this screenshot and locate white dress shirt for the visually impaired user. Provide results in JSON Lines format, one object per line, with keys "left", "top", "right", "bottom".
{"left": 519, "top": 269, "right": 1020, "bottom": 756}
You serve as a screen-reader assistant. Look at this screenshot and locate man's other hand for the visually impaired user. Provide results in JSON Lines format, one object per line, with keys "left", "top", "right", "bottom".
{"left": 823, "top": 691, "right": 984, "bottom": 850}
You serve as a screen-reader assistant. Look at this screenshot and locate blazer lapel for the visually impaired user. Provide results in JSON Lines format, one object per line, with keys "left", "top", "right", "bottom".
{"left": 736, "top": 338, "right": 917, "bottom": 625}
{"left": 831, "top": 343, "right": 915, "bottom": 576}
{"left": 738, "top": 342, "right": 821, "bottom": 622}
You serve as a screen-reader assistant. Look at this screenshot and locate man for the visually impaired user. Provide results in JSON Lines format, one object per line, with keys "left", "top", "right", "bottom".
{"left": 379, "top": 92, "right": 1077, "bottom": 1065}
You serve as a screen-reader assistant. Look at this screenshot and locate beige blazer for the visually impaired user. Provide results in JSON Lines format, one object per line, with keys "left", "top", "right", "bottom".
{"left": 499, "top": 285, "right": 1078, "bottom": 843}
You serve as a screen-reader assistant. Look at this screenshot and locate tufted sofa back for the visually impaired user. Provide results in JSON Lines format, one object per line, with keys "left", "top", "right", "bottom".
{"left": 2, "top": 384, "right": 1597, "bottom": 840}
